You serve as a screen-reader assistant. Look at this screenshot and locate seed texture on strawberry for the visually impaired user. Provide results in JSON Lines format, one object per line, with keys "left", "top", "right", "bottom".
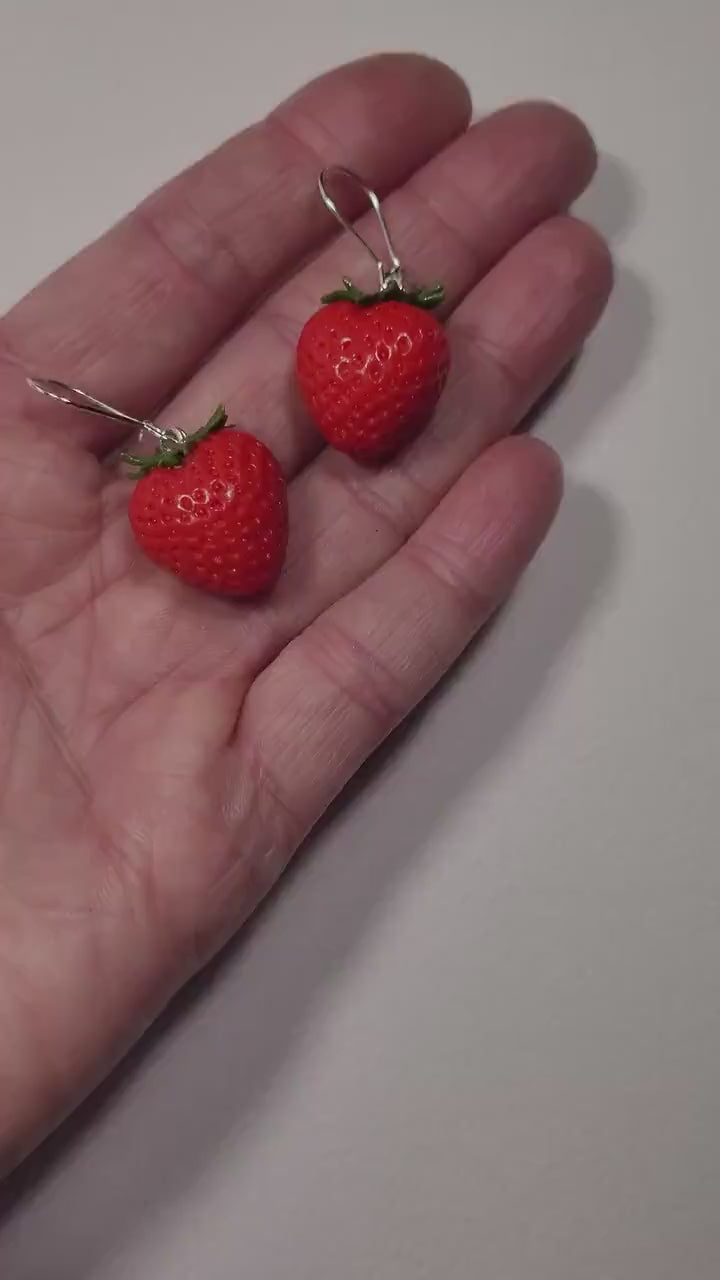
{"left": 296, "top": 279, "right": 450, "bottom": 462}
{"left": 124, "top": 408, "right": 287, "bottom": 596}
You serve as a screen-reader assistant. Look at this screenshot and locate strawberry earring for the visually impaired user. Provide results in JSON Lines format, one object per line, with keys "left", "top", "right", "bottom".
{"left": 296, "top": 167, "right": 450, "bottom": 462}
{"left": 26, "top": 378, "right": 288, "bottom": 596}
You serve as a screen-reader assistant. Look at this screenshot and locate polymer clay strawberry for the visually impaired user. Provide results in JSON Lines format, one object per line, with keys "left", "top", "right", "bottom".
{"left": 124, "top": 407, "right": 288, "bottom": 596}
{"left": 296, "top": 278, "right": 449, "bottom": 462}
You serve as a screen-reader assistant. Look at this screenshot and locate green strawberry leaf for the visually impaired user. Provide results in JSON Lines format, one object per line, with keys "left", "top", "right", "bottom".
{"left": 122, "top": 405, "right": 228, "bottom": 478}
{"left": 321, "top": 278, "right": 445, "bottom": 310}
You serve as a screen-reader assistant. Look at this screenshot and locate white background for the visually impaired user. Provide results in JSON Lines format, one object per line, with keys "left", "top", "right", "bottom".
{"left": 1, "top": 1, "right": 719, "bottom": 1277}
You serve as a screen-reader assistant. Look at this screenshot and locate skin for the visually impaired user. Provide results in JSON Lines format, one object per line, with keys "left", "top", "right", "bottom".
{"left": 0, "top": 54, "right": 612, "bottom": 1174}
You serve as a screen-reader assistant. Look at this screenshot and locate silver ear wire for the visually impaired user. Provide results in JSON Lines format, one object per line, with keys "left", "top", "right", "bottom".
{"left": 318, "top": 167, "right": 405, "bottom": 293}
{"left": 26, "top": 378, "right": 187, "bottom": 449}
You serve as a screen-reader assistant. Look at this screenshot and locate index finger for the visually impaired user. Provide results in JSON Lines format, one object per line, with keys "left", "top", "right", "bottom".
{"left": 0, "top": 54, "right": 470, "bottom": 452}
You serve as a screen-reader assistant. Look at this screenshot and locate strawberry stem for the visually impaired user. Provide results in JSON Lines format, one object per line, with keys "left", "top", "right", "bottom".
{"left": 121, "top": 405, "right": 227, "bottom": 477}
{"left": 321, "top": 277, "right": 444, "bottom": 310}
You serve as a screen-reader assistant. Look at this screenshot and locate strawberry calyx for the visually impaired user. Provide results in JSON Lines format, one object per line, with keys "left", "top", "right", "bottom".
{"left": 121, "top": 405, "right": 228, "bottom": 477}
{"left": 320, "top": 277, "right": 444, "bottom": 310}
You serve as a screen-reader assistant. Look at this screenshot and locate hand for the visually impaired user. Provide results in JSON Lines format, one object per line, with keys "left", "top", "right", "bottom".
{"left": 0, "top": 54, "right": 611, "bottom": 1171}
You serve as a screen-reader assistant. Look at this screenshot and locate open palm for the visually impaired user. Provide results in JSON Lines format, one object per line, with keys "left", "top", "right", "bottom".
{"left": 0, "top": 54, "right": 611, "bottom": 1171}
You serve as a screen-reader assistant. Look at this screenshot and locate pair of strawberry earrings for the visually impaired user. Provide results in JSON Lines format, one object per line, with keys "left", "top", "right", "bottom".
{"left": 29, "top": 168, "right": 450, "bottom": 596}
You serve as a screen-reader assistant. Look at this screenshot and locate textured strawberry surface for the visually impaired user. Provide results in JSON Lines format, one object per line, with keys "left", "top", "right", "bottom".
{"left": 128, "top": 428, "right": 288, "bottom": 595}
{"left": 297, "top": 299, "right": 450, "bottom": 461}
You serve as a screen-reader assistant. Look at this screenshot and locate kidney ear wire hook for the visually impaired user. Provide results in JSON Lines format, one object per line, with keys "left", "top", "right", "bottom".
{"left": 318, "top": 166, "right": 406, "bottom": 294}
{"left": 25, "top": 377, "right": 188, "bottom": 449}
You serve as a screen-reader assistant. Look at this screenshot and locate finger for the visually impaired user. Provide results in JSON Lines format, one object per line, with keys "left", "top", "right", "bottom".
{"left": 237, "top": 437, "right": 562, "bottom": 834}
{"left": 166, "top": 101, "right": 597, "bottom": 470}
{"left": 0, "top": 54, "right": 470, "bottom": 453}
{"left": 263, "top": 216, "right": 611, "bottom": 644}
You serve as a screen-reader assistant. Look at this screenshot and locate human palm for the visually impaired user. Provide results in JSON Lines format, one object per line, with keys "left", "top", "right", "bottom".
{"left": 0, "top": 54, "right": 610, "bottom": 1171}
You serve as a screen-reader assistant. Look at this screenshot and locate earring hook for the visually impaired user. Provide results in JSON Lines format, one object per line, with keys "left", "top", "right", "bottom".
{"left": 26, "top": 377, "right": 187, "bottom": 447}
{"left": 318, "top": 166, "right": 405, "bottom": 293}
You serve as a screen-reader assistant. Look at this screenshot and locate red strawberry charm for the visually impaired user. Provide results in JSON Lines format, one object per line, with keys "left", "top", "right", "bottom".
{"left": 297, "top": 280, "right": 449, "bottom": 462}
{"left": 124, "top": 407, "right": 288, "bottom": 596}
{"left": 296, "top": 166, "right": 450, "bottom": 463}
{"left": 25, "top": 380, "right": 287, "bottom": 597}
